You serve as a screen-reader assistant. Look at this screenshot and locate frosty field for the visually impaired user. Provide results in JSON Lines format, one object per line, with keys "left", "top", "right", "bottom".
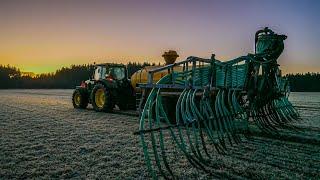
{"left": 0, "top": 90, "right": 319, "bottom": 179}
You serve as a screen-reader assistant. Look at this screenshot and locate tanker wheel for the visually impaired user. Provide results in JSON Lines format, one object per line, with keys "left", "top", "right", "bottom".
{"left": 91, "top": 84, "right": 113, "bottom": 112}
{"left": 72, "top": 89, "right": 88, "bottom": 109}
{"left": 162, "top": 96, "right": 177, "bottom": 123}
{"left": 118, "top": 97, "right": 136, "bottom": 110}
{"left": 118, "top": 103, "right": 128, "bottom": 110}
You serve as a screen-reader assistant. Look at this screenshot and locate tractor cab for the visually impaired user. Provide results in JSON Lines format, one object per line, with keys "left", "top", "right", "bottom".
{"left": 93, "top": 63, "right": 127, "bottom": 81}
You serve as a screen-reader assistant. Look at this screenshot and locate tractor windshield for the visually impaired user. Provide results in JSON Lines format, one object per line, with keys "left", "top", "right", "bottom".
{"left": 110, "top": 67, "right": 126, "bottom": 80}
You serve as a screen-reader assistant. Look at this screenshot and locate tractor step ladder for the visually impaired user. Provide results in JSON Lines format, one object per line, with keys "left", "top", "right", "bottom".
{"left": 136, "top": 88, "right": 147, "bottom": 118}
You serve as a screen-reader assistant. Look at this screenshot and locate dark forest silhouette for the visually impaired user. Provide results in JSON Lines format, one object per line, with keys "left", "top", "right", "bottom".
{"left": 0, "top": 63, "right": 319, "bottom": 91}
{"left": 285, "top": 72, "right": 320, "bottom": 92}
{"left": 0, "top": 62, "right": 157, "bottom": 89}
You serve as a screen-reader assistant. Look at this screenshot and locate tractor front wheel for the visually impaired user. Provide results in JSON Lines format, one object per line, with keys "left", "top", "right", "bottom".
{"left": 91, "top": 84, "right": 113, "bottom": 112}
{"left": 72, "top": 89, "right": 89, "bottom": 109}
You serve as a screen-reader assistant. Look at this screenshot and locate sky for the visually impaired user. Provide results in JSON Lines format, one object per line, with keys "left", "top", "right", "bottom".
{"left": 0, "top": 0, "right": 319, "bottom": 74}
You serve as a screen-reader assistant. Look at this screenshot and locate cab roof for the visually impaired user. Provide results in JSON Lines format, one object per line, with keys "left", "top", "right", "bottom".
{"left": 94, "top": 63, "right": 125, "bottom": 67}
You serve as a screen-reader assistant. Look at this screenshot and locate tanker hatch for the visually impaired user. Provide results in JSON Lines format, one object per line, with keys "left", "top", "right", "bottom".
{"left": 162, "top": 50, "right": 179, "bottom": 65}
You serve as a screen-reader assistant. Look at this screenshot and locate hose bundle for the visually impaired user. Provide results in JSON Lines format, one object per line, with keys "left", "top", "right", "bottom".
{"left": 136, "top": 27, "right": 299, "bottom": 178}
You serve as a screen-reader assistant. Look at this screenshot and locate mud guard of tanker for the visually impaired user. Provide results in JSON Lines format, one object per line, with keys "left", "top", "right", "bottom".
{"left": 136, "top": 27, "right": 300, "bottom": 178}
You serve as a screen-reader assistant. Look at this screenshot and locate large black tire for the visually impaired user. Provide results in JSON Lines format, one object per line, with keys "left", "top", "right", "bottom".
{"left": 118, "top": 103, "right": 128, "bottom": 111}
{"left": 118, "top": 97, "right": 136, "bottom": 110}
{"left": 72, "top": 89, "right": 89, "bottom": 109}
{"left": 91, "top": 84, "right": 113, "bottom": 112}
{"left": 117, "top": 84, "right": 136, "bottom": 110}
{"left": 162, "top": 96, "right": 177, "bottom": 123}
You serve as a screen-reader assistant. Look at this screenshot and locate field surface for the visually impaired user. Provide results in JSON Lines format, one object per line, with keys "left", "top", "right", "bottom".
{"left": 0, "top": 90, "right": 319, "bottom": 179}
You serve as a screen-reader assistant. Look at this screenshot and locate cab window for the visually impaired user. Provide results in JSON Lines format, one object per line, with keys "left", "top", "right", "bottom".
{"left": 109, "top": 67, "right": 126, "bottom": 80}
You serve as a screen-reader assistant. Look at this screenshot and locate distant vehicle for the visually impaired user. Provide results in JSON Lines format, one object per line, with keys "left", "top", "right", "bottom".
{"left": 72, "top": 63, "right": 136, "bottom": 112}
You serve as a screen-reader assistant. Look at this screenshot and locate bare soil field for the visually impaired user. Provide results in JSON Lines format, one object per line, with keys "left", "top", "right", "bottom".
{"left": 0, "top": 90, "right": 319, "bottom": 179}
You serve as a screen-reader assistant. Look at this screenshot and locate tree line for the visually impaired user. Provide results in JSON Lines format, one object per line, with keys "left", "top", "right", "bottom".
{"left": 0, "top": 62, "right": 157, "bottom": 89}
{"left": 0, "top": 63, "right": 319, "bottom": 91}
{"left": 285, "top": 73, "right": 320, "bottom": 92}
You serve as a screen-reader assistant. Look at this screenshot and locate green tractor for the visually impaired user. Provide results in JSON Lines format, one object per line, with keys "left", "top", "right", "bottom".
{"left": 72, "top": 63, "right": 136, "bottom": 112}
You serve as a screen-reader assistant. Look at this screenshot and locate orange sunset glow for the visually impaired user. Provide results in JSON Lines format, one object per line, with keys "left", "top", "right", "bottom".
{"left": 0, "top": 0, "right": 319, "bottom": 74}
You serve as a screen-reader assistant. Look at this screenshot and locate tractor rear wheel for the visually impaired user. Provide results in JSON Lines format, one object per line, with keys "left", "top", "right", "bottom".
{"left": 72, "top": 89, "right": 89, "bottom": 109}
{"left": 91, "top": 84, "right": 113, "bottom": 112}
